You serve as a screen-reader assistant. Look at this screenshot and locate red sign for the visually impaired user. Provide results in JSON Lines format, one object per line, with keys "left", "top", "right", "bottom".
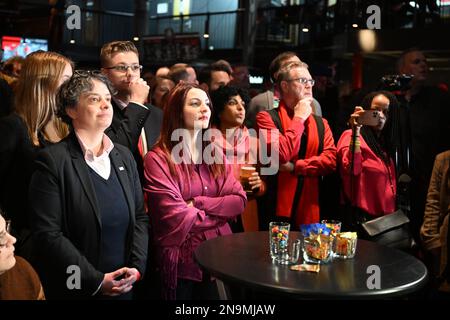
{"left": 1, "top": 36, "right": 22, "bottom": 51}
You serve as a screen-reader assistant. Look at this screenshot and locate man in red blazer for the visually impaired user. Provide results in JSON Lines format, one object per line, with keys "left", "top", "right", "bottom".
{"left": 256, "top": 61, "right": 336, "bottom": 229}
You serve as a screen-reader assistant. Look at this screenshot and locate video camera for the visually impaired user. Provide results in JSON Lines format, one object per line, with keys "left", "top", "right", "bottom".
{"left": 379, "top": 74, "right": 414, "bottom": 92}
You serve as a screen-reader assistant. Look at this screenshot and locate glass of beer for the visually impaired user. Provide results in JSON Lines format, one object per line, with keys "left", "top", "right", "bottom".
{"left": 239, "top": 166, "right": 256, "bottom": 193}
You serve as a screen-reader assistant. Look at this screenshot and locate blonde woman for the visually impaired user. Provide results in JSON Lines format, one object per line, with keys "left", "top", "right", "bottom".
{"left": 0, "top": 50, "right": 73, "bottom": 258}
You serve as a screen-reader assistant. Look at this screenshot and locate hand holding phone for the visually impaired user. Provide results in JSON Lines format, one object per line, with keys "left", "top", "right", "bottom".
{"left": 349, "top": 106, "right": 364, "bottom": 128}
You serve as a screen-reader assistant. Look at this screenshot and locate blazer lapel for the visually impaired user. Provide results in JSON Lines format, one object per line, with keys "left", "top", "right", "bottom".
{"left": 68, "top": 135, "right": 102, "bottom": 228}
{"left": 143, "top": 106, "right": 154, "bottom": 145}
{"left": 112, "top": 99, "right": 126, "bottom": 120}
{"left": 110, "top": 149, "right": 134, "bottom": 224}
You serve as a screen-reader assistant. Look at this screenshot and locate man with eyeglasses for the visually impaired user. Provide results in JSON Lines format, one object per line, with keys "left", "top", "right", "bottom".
{"left": 246, "top": 51, "right": 322, "bottom": 130}
{"left": 100, "top": 41, "right": 162, "bottom": 179}
{"left": 256, "top": 61, "right": 336, "bottom": 230}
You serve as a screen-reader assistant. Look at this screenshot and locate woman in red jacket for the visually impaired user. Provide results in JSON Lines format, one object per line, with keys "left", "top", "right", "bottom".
{"left": 337, "top": 91, "right": 400, "bottom": 222}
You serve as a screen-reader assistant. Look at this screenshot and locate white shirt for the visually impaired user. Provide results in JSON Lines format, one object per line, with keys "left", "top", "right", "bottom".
{"left": 76, "top": 132, "right": 116, "bottom": 294}
{"left": 76, "top": 132, "right": 114, "bottom": 180}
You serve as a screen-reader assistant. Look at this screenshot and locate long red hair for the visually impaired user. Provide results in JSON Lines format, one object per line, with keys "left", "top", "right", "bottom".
{"left": 157, "top": 82, "right": 225, "bottom": 178}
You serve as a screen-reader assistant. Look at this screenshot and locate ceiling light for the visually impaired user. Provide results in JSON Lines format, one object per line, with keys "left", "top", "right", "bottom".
{"left": 358, "top": 29, "right": 377, "bottom": 52}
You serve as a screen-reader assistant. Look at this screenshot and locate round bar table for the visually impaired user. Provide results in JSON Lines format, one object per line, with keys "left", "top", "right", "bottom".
{"left": 195, "top": 231, "right": 428, "bottom": 299}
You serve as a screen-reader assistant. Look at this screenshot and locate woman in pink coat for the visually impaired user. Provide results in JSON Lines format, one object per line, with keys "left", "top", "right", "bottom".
{"left": 143, "top": 83, "right": 247, "bottom": 300}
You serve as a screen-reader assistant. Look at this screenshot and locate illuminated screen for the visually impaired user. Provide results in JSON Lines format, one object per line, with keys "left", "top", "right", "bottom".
{"left": 1, "top": 36, "right": 48, "bottom": 61}
{"left": 249, "top": 75, "right": 264, "bottom": 85}
{"left": 328, "top": 0, "right": 337, "bottom": 6}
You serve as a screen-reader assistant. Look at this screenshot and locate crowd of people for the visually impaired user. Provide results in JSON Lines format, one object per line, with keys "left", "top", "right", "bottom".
{"left": 0, "top": 42, "right": 449, "bottom": 300}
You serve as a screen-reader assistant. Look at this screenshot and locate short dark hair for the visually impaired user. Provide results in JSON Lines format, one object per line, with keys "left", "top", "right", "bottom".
{"left": 212, "top": 60, "right": 233, "bottom": 75}
{"left": 168, "top": 65, "right": 190, "bottom": 84}
{"left": 198, "top": 63, "right": 231, "bottom": 87}
{"left": 210, "top": 85, "right": 250, "bottom": 127}
{"left": 57, "top": 70, "right": 116, "bottom": 125}
{"left": 396, "top": 47, "right": 422, "bottom": 73}
{"left": 197, "top": 66, "right": 212, "bottom": 86}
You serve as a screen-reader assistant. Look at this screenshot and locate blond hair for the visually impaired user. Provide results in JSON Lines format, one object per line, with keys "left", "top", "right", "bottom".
{"left": 100, "top": 41, "right": 138, "bottom": 67}
{"left": 14, "top": 51, "right": 73, "bottom": 146}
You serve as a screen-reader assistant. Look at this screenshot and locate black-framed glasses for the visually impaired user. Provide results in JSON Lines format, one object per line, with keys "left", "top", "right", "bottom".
{"left": 103, "top": 64, "right": 143, "bottom": 73}
{"left": 286, "top": 77, "right": 315, "bottom": 86}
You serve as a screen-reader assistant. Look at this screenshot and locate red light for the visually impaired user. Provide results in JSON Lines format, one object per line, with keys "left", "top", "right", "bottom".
{"left": 1, "top": 36, "right": 22, "bottom": 50}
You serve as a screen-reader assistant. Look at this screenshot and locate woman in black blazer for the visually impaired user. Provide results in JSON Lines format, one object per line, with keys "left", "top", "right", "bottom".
{"left": 29, "top": 71, "right": 148, "bottom": 299}
{"left": 0, "top": 51, "right": 73, "bottom": 259}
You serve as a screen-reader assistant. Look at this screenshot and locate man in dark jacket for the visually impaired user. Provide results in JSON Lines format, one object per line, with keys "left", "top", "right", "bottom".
{"left": 396, "top": 48, "right": 450, "bottom": 242}
{"left": 100, "top": 41, "right": 162, "bottom": 180}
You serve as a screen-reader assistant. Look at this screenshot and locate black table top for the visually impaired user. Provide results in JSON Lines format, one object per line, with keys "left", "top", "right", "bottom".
{"left": 194, "top": 231, "right": 428, "bottom": 299}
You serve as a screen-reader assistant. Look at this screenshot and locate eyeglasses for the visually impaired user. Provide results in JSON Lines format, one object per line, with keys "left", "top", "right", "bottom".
{"left": 104, "top": 64, "right": 143, "bottom": 73}
{"left": 0, "top": 220, "right": 11, "bottom": 249}
{"left": 286, "top": 77, "right": 315, "bottom": 86}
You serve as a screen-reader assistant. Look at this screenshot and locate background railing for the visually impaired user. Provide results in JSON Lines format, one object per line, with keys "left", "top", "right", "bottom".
{"left": 1, "top": 1, "right": 449, "bottom": 59}
{"left": 73, "top": 1, "right": 449, "bottom": 48}
{"left": 147, "top": 9, "right": 244, "bottom": 50}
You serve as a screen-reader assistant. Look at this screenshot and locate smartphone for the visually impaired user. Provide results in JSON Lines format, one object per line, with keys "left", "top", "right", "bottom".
{"left": 356, "top": 110, "right": 381, "bottom": 126}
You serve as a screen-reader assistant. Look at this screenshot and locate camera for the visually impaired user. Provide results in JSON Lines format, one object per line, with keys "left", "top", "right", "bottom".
{"left": 379, "top": 74, "right": 414, "bottom": 92}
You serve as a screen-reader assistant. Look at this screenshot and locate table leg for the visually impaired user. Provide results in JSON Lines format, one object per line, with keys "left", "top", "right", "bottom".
{"left": 216, "top": 279, "right": 230, "bottom": 300}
